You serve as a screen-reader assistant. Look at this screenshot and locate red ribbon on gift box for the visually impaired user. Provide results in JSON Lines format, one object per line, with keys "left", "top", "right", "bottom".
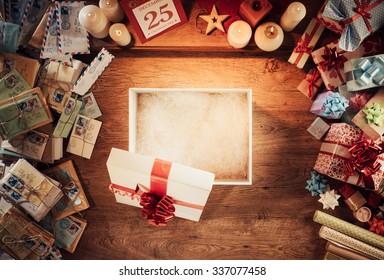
{"left": 343, "top": 0, "right": 384, "bottom": 34}
{"left": 319, "top": 46, "right": 347, "bottom": 85}
{"left": 293, "top": 21, "right": 322, "bottom": 66}
{"left": 109, "top": 158, "right": 205, "bottom": 225}
{"left": 305, "top": 68, "right": 322, "bottom": 98}
{"left": 345, "top": 137, "right": 383, "bottom": 189}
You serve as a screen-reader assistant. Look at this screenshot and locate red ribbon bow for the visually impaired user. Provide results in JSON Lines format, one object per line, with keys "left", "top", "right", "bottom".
{"left": 305, "top": 68, "right": 321, "bottom": 98}
{"left": 368, "top": 216, "right": 384, "bottom": 236}
{"left": 320, "top": 46, "right": 347, "bottom": 72}
{"left": 345, "top": 137, "right": 382, "bottom": 189}
{"left": 294, "top": 33, "right": 313, "bottom": 55}
{"left": 139, "top": 188, "right": 175, "bottom": 226}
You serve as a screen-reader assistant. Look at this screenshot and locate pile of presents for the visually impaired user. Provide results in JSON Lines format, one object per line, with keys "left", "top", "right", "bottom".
{"left": 294, "top": 0, "right": 384, "bottom": 259}
{"left": 0, "top": 1, "right": 113, "bottom": 259}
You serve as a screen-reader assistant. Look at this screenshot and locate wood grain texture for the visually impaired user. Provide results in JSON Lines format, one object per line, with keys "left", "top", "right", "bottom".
{"left": 59, "top": 0, "right": 364, "bottom": 260}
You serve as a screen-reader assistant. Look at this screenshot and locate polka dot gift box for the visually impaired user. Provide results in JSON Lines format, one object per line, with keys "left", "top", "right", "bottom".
{"left": 313, "top": 122, "right": 384, "bottom": 190}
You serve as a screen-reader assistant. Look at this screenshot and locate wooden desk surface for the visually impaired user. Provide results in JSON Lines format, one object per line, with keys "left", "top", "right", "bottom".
{"left": 61, "top": 0, "right": 362, "bottom": 260}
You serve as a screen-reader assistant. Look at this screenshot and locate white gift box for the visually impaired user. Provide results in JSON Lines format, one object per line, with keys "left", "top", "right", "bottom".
{"left": 107, "top": 148, "right": 215, "bottom": 222}
{"left": 129, "top": 88, "right": 253, "bottom": 185}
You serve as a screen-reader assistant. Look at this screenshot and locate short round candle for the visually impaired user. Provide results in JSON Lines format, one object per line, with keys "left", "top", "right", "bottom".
{"left": 79, "top": 5, "right": 110, "bottom": 39}
{"left": 279, "top": 2, "right": 306, "bottom": 32}
{"left": 227, "top": 20, "right": 252, "bottom": 49}
{"left": 109, "top": 23, "right": 131, "bottom": 46}
{"left": 99, "top": 0, "right": 125, "bottom": 23}
{"left": 254, "top": 22, "right": 284, "bottom": 52}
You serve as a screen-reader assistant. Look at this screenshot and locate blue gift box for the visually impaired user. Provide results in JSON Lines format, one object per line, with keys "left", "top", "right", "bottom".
{"left": 322, "top": 0, "right": 384, "bottom": 51}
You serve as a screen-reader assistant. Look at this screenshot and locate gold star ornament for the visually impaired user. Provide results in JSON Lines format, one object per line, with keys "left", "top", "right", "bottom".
{"left": 199, "top": 5, "right": 230, "bottom": 35}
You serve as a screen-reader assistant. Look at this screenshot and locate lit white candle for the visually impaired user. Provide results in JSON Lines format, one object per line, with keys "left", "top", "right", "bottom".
{"left": 109, "top": 23, "right": 131, "bottom": 46}
{"left": 279, "top": 2, "right": 306, "bottom": 32}
{"left": 99, "top": 0, "right": 125, "bottom": 23}
{"left": 79, "top": 5, "right": 111, "bottom": 39}
{"left": 254, "top": 22, "right": 284, "bottom": 52}
{"left": 227, "top": 20, "right": 252, "bottom": 49}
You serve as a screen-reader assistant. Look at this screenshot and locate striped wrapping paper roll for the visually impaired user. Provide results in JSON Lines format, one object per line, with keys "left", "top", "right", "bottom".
{"left": 313, "top": 210, "right": 384, "bottom": 250}
{"left": 319, "top": 226, "right": 384, "bottom": 260}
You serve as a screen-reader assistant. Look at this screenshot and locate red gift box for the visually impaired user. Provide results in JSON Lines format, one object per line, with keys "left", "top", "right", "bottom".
{"left": 297, "top": 67, "right": 323, "bottom": 99}
{"left": 314, "top": 123, "right": 384, "bottom": 190}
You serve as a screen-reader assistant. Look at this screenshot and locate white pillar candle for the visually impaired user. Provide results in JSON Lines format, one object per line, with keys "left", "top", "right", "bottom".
{"left": 279, "top": 2, "right": 306, "bottom": 32}
{"left": 109, "top": 23, "right": 131, "bottom": 46}
{"left": 99, "top": 0, "right": 125, "bottom": 23}
{"left": 79, "top": 5, "right": 111, "bottom": 39}
{"left": 227, "top": 20, "right": 252, "bottom": 49}
{"left": 254, "top": 22, "right": 284, "bottom": 52}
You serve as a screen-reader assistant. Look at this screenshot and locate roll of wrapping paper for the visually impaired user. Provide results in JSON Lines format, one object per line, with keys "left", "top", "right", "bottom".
{"left": 319, "top": 226, "right": 384, "bottom": 259}
{"left": 325, "top": 241, "right": 371, "bottom": 260}
{"left": 313, "top": 210, "right": 384, "bottom": 250}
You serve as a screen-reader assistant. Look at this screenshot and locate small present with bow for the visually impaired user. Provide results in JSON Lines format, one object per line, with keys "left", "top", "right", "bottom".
{"left": 352, "top": 87, "right": 384, "bottom": 140}
{"left": 345, "top": 54, "right": 384, "bottom": 91}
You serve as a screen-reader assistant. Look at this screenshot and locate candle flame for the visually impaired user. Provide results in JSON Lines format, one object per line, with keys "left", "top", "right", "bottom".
{"left": 87, "top": 13, "right": 92, "bottom": 17}
{"left": 296, "top": 7, "right": 301, "bottom": 11}
{"left": 264, "top": 25, "right": 278, "bottom": 39}
{"left": 115, "top": 30, "right": 122, "bottom": 36}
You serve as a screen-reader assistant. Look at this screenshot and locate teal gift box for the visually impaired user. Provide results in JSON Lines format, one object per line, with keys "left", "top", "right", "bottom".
{"left": 345, "top": 54, "right": 384, "bottom": 91}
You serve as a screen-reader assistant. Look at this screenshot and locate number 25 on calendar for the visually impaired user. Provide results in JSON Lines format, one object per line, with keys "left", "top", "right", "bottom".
{"left": 126, "top": 0, "right": 187, "bottom": 42}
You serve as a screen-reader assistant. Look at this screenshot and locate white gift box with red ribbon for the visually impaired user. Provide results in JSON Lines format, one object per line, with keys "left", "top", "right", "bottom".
{"left": 107, "top": 148, "right": 215, "bottom": 222}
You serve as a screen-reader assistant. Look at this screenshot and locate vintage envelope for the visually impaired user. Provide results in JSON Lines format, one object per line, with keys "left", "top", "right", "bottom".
{"left": 17, "top": 0, "right": 51, "bottom": 46}
{"left": 54, "top": 215, "right": 84, "bottom": 251}
{"left": 0, "top": 69, "right": 31, "bottom": 102}
{"left": 0, "top": 53, "right": 41, "bottom": 87}
{"left": 53, "top": 97, "right": 82, "bottom": 138}
{"left": 39, "top": 6, "right": 72, "bottom": 63}
{"left": 2, "top": 158, "right": 54, "bottom": 206}
{"left": 0, "top": 87, "right": 53, "bottom": 140}
{"left": 56, "top": 1, "right": 90, "bottom": 55}
{"left": 66, "top": 114, "right": 102, "bottom": 159}
{"left": 0, "top": 209, "right": 55, "bottom": 259}
{"left": 72, "top": 48, "right": 114, "bottom": 95}
{"left": 44, "top": 160, "right": 90, "bottom": 220}
{"left": 1, "top": 130, "right": 49, "bottom": 161}
{"left": 42, "top": 59, "right": 84, "bottom": 113}
{"left": 29, "top": 4, "right": 52, "bottom": 49}
{"left": 79, "top": 92, "right": 102, "bottom": 119}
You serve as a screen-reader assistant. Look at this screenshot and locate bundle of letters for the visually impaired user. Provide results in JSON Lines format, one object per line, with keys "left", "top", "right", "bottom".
{"left": 0, "top": 0, "right": 112, "bottom": 259}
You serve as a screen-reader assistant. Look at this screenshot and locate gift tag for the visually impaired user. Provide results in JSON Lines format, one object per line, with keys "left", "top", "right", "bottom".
{"left": 56, "top": 1, "right": 90, "bottom": 55}
{"left": 72, "top": 48, "right": 114, "bottom": 96}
